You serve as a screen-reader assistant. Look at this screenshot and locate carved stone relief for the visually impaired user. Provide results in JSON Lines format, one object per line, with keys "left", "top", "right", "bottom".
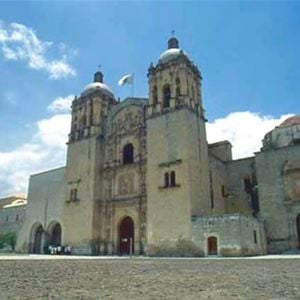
{"left": 118, "top": 172, "right": 135, "bottom": 196}
{"left": 283, "top": 160, "right": 300, "bottom": 201}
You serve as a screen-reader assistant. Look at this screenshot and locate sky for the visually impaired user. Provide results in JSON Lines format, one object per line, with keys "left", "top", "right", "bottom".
{"left": 0, "top": 1, "right": 299, "bottom": 197}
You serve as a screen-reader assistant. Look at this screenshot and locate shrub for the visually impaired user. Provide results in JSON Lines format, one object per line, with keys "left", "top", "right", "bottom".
{"left": 0, "top": 232, "right": 17, "bottom": 251}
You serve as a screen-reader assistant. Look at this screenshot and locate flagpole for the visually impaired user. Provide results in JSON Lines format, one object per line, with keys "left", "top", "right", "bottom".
{"left": 131, "top": 73, "right": 134, "bottom": 98}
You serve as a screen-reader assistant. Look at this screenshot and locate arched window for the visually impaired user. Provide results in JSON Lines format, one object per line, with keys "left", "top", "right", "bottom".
{"left": 170, "top": 171, "right": 176, "bottom": 187}
{"left": 79, "top": 115, "right": 86, "bottom": 128}
{"left": 176, "top": 78, "right": 181, "bottom": 97}
{"left": 164, "top": 173, "right": 169, "bottom": 187}
{"left": 152, "top": 85, "right": 158, "bottom": 105}
{"left": 191, "top": 85, "right": 195, "bottom": 100}
{"left": 163, "top": 85, "right": 171, "bottom": 108}
{"left": 123, "top": 143, "right": 134, "bottom": 164}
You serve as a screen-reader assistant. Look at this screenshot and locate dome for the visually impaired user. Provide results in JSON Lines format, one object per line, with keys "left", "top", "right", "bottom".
{"left": 81, "top": 71, "right": 114, "bottom": 97}
{"left": 157, "top": 35, "right": 189, "bottom": 64}
{"left": 262, "top": 115, "right": 300, "bottom": 150}
{"left": 158, "top": 48, "right": 188, "bottom": 64}
{"left": 279, "top": 115, "right": 300, "bottom": 128}
{"left": 82, "top": 82, "right": 114, "bottom": 97}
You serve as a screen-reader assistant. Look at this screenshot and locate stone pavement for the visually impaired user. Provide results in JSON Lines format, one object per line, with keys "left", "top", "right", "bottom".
{"left": 0, "top": 253, "right": 299, "bottom": 260}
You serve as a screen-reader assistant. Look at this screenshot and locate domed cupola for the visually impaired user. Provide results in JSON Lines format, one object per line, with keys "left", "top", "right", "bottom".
{"left": 147, "top": 34, "right": 204, "bottom": 119}
{"left": 262, "top": 115, "right": 300, "bottom": 151}
{"left": 168, "top": 36, "right": 179, "bottom": 49}
{"left": 81, "top": 71, "right": 114, "bottom": 98}
{"left": 158, "top": 35, "right": 189, "bottom": 65}
{"left": 279, "top": 115, "right": 300, "bottom": 128}
{"left": 68, "top": 70, "right": 117, "bottom": 144}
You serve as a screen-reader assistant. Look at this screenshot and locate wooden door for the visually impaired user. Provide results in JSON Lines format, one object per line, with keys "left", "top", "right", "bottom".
{"left": 119, "top": 217, "right": 134, "bottom": 255}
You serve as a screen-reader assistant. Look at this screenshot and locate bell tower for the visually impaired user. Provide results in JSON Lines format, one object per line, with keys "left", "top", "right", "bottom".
{"left": 146, "top": 36, "right": 211, "bottom": 254}
{"left": 63, "top": 71, "right": 117, "bottom": 254}
{"left": 147, "top": 36, "right": 205, "bottom": 118}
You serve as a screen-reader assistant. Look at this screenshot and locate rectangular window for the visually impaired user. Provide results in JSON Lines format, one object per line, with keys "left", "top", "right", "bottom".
{"left": 243, "top": 178, "right": 252, "bottom": 194}
{"left": 164, "top": 173, "right": 169, "bottom": 187}
{"left": 253, "top": 230, "right": 257, "bottom": 244}
{"left": 221, "top": 185, "right": 226, "bottom": 197}
{"left": 70, "top": 189, "right": 78, "bottom": 202}
{"left": 211, "top": 197, "right": 214, "bottom": 209}
{"left": 170, "top": 171, "right": 176, "bottom": 187}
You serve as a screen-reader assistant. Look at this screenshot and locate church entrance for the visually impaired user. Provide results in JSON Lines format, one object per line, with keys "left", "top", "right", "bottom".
{"left": 49, "top": 223, "right": 62, "bottom": 246}
{"left": 207, "top": 236, "right": 218, "bottom": 255}
{"left": 297, "top": 214, "right": 300, "bottom": 249}
{"left": 119, "top": 217, "right": 134, "bottom": 255}
{"left": 33, "top": 225, "right": 44, "bottom": 254}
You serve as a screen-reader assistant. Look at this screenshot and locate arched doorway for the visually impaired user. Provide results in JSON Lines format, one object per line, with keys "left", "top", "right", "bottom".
{"left": 207, "top": 236, "right": 218, "bottom": 255}
{"left": 49, "top": 223, "right": 62, "bottom": 246}
{"left": 32, "top": 225, "right": 44, "bottom": 254}
{"left": 297, "top": 214, "right": 300, "bottom": 249}
{"left": 119, "top": 217, "right": 134, "bottom": 255}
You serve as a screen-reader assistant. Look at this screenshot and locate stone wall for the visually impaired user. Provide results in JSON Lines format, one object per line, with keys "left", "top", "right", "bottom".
{"left": 256, "top": 144, "right": 300, "bottom": 253}
{"left": 208, "top": 141, "right": 232, "bottom": 162}
{"left": 192, "top": 214, "right": 267, "bottom": 256}
{"left": 16, "top": 167, "right": 65, "bottom": 253}
{"left": 226, "top": 157, "right": 255, "bottom": 214}
{"left": 209, "top": 155, "right": 228, "bottom": 215}
{"left": 146, "top": 108, "right": 211, "bottom": 255}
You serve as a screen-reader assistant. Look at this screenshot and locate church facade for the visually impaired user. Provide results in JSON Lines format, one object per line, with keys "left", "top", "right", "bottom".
{"left": 15, "top": 36, "right": 300, "bottom": 256}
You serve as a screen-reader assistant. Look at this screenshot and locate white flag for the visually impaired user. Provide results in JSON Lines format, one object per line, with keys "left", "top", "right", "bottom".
{"left": 118, "top": 74, "right": 133, "bottom": 86}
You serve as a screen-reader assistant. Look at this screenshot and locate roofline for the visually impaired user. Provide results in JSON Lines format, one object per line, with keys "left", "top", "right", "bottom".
{"left": 226, "top": 156, "right": 255, "bottom": 163}
{"left": 208, "top": 140, "right": 232, "bottom": 148}
{"left": 30, "top": 166, "right": 66, "bottom": 178}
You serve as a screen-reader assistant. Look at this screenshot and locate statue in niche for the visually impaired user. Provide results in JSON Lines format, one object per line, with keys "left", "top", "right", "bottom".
{"left": 124, "top": 111, "right": 134, "bottom": 130}
{"left": 141, "top": 139, "right": 146, "bottom": 153}
{"left": 106, "top": 148, "right": 113, "bottom": 161}
{"left": 117, "top": 119, "right": 122, "bottom": 132}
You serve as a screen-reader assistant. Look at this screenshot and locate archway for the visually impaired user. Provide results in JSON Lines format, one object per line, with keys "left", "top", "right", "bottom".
{"left": 119, "top": 217, "right": 134, "bottom": 255}
{"left": 32, "top": 224, "right": 44, "bottom": 254}
{"left": 297, "top": 214, "right": 300, "bottom": 249}
{"left": 49, "top": 223, "right": 62, "bottom": 246}
{"left": 207, "top": 236, "right": 218, "bottom": 255}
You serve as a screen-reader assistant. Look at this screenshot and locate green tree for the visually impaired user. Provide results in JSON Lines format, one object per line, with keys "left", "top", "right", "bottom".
{"left": 0, "top": 233, "right": 17, "bottom": 251}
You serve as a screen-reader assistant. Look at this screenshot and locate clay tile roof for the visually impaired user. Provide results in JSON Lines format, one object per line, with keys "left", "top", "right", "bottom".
{"left": 279, "top": 115, "right": 300, "bottom": 128}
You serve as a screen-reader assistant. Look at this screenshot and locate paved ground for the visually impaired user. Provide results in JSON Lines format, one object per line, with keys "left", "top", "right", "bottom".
{"left": 0, "top": 255, "right": 299, "bottom": 299}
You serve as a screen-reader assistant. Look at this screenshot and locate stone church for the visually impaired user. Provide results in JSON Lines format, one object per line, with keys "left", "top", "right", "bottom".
{"left": 15, "top": 36, "right": 300, "bottom": 256}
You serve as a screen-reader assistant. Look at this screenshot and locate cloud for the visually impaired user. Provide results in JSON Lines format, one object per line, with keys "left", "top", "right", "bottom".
{"left": 206, "top": 112, "right": 294, "bottom": 159}
{"left": 0, "top": 96, "right": 71, "bottom": 197}
{"left": 47, "top": 95, "right": 74, "bottom": 113}
{"left": 0, "top": 21, "right": 76, "bottom": 79}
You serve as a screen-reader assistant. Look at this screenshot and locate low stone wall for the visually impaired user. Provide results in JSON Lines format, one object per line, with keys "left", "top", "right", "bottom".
{"left": 145, "top": 239, "right": 204, "bottom": 257}
{"left": 192, "top": 214, "right": 267, "bottom": 256}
